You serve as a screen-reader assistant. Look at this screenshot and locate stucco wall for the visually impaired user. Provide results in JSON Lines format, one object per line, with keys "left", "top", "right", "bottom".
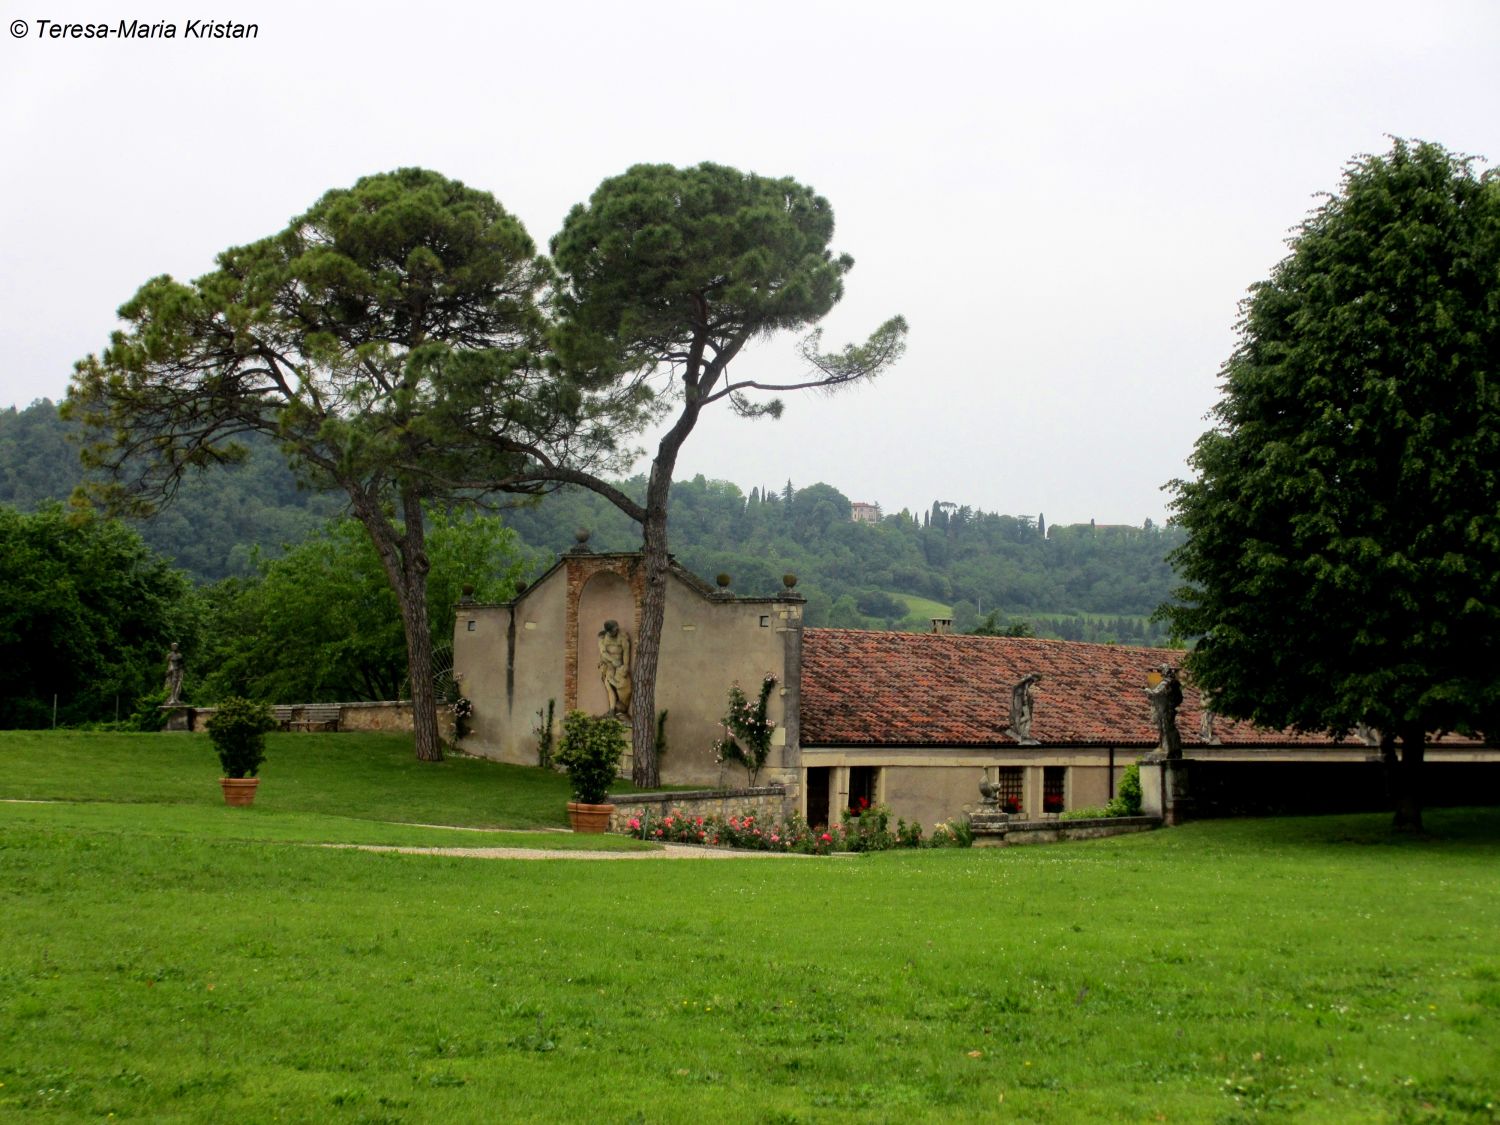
{"left": 452, "top": 572, "right": 569, "bottom": 767}
{"left": 652, "top": 584, "right": 793, "bottom": 786}
{"left": 451, "top": 553, "right": 802, "bottom": 786}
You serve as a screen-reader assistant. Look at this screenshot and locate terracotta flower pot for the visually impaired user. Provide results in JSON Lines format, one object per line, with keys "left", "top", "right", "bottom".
{"left": 566, "top": 801, "right": 612, "bottom": 833}
{"left": 220, "top": 777, "right": 260, "bottom": 807}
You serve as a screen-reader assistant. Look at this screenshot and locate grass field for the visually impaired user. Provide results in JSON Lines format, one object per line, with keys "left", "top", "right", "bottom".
{"left": 3, "top": 732, "right": 1498, "bottom": 1122}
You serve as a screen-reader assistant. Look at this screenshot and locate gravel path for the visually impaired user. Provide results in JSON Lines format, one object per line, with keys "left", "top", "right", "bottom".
{"left": 320, "top": 842, "right": 814, "bottom": 860}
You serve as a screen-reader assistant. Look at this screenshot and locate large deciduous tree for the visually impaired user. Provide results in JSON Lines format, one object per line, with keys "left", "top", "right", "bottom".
{"left": 197, "top": 511, "right": 530, "bottom": 705}
{"left": 67, "top": 169, "right": 630, "bottom": 761}
{"left": 531, "top": 163, "right": 907, "bottom": 786}
{"left": 1163, "top": 139, "right": 1500, "bottom": 829}
{"left": 0, "top": 505, "right": 195, "bottom": 728}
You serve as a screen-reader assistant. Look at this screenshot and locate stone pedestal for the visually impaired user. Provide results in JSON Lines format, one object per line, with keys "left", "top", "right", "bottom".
{"left": 1140, "top": 753, "right": 1193, "bottom": 825}
{"left": 160, "top": 705, "right": 197, "bottom": 732}
{"left": 969, "top": 808, "right": 1011, "bottom": 846}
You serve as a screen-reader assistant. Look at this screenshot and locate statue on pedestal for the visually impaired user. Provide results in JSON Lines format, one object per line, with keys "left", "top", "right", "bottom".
{"left": 1146, "top": 664, "right": 1183, "bottom": 758}
{"left": 597, "top": 620, "right": 633, "bottom": 716}
{"left": 164, "top": 643, "right": 185, "bottom": 705}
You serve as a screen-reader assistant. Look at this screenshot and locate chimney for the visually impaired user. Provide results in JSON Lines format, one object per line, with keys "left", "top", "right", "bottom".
{"left": 931, "top": 617, "right": 953, "bottom": 635}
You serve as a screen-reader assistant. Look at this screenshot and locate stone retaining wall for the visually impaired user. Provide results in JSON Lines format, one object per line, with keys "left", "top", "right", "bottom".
{"left": 605, "top": 786, "right": 790, "bottom": 833}
{"left": 972, "top": 815, "right": 1160, "bottom": 847}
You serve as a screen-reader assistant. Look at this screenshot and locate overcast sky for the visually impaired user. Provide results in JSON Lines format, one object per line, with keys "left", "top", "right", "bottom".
{"left": 2, "top": 0, "right": 1496, "bottom": 526}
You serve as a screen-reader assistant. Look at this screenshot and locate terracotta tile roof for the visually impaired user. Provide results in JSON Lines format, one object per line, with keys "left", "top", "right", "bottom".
{"left": 800, "top": 629, "right": 1346, "bottom": 748}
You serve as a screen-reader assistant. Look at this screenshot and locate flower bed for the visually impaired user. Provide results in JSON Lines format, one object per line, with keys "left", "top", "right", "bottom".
{"left": 624, "top": 804, "right": 972, "bottom": 854}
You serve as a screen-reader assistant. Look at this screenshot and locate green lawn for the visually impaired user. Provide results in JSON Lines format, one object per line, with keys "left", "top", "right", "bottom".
{"left": 3, "top": 732, "right": 1498, "bottom": 1122}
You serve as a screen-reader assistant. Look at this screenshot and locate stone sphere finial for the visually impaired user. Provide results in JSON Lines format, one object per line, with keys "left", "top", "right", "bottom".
{"left": 575, "top": 528, "right": 591, "bottom": 545}
{"left": 716, "top": 572, "right": 732, "bottom": 589}
{"left": 782, "top": 573, "right": 798, "bottom": 589}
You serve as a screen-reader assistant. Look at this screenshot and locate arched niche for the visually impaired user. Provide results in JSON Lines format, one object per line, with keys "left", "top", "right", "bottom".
{"left": 576, "top": 570, "right": 635, "bottom": 716}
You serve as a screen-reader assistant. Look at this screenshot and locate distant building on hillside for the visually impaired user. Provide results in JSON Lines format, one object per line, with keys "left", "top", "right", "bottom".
{"left": 850, "top": 501, "right": 881, "bottom": 525}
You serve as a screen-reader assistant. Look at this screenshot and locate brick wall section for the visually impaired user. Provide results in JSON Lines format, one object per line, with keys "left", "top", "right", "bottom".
{"left": 606, "top": 786, "right": 790, "bottom": 833}
{"left": 563, "top": 553, "right": 646, "bottom": 712}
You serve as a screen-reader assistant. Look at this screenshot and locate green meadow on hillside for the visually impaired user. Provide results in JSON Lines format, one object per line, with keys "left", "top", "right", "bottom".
{"left": 2, "top": 732, "right": 1497, "bottom": 1122}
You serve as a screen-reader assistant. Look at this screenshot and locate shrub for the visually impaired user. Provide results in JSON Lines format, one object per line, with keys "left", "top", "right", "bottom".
{"left": 451, "top": 696, "right": 473, "bottom": 739}
{"left": 1114, "top": 762, "right": 1143, "bottom": 815}
{"left": 841, "top": 801, "right": 896, "bottom": 852}
{"left": 127, "top": 688, "right": 170, "bottom": 732}
{"left": 206, "top": 697, "right": 275, "bottom": 779}
{"left": 555, "top": 710, "right": 625, "bottom": 804}
{"left": 533, "top": 699, "right": 556, "bottom": 769}
{"left": 711, "top": 674, "right": 777, "bottom": 785}
{"left": 927, "top": 816, "right": 975, "bottom": 848}
{"left": 1059, "top": 805, "right": 1113, "bottom": 821}
{"left": 896, "top": 817, "right": 924, "bottom": 848}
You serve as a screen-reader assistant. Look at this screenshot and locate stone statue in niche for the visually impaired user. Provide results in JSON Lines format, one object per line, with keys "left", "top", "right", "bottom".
{"left": 1006, "top": 673, "right": 1042, "bottom": 746}
{"left": 1146, "top": 663, "right": 1184, "bottom": 758}
{"left": 597, "top": 620, "right": 633, "bottom": 716}
{"left": 163, "top": 643, "right": 185, "bottom": 705}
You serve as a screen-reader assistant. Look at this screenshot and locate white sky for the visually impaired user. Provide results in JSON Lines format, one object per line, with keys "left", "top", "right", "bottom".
{"left": 2, "top": 0, "right": 1495, "bottom": 526}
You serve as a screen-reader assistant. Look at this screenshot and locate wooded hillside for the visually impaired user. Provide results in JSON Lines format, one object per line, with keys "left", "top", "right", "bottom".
{"left": 2, "top": 399, "right": 1180, "bottom": 642}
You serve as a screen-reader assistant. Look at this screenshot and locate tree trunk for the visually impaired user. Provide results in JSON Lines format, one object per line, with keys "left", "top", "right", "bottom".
{"left": 628, "top": 381, "right": 706, "bottom": 787}
{"left": 630, "top": 462, "right": 674, "bottom": 788}
{"left": 353, "top": 489, "right": 442, "bottom": 763}
{"left": 1392, "top": 723, "right": 1426, "bottom": 832}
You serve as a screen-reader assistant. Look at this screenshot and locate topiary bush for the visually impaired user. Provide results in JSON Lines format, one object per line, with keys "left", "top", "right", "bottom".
{"left": 206, "top": 697, "right": 275, "bottom": 779}
{"left": 1113, "top": 762, "right": 1143, "bottom": 815}
{"left": 555, "top": 710, "right": 625, "bottom": 804}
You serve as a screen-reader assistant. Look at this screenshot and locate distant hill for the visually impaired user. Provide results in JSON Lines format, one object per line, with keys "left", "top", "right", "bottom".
{"left": 1, "top": 400, "right": 342, "bottom": 580}
{"left": 1, "top": 400, "right": 1182, "bottom": 641}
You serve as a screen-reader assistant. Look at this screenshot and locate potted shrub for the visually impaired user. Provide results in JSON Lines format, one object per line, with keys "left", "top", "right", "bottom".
{"left": 555, "top": 710, "right": 625, "bottom": 832}
{"left": 206, "top": 696, "right": 275, "bottom": 806}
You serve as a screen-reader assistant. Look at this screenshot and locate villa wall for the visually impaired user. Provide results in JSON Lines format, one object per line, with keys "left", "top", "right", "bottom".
{"left": 452, "top": 552, "right": 805, "bottom": 787}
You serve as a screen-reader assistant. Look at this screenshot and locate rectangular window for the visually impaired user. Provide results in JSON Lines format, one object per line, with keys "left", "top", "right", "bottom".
{"left": 996, "top": 767, "right": 1023, "bottom": 814}
{"left": 848, "top": 766, "right": 879, "bottom": 814}
{"left": 1043, "top": 766, "right": 1066, "bottom": 814}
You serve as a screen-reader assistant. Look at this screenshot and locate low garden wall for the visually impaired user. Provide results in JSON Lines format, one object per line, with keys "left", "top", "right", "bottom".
{"left": 972, "top": 815, "right": 1160, "bottom": 847}
{"left": 605, "top": 786, "right": 789, "bottom": 834}
{"left": 338, "top": 701, "right": 414, "bottom": 733}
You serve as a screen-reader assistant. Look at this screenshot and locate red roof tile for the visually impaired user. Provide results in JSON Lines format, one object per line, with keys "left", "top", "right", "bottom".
{"left": 800, "top": 629, "right": 1345, "bottom": 748}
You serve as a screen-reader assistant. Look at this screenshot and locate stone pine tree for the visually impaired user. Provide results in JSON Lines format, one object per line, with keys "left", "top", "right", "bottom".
{"left": 1163, "top": 139, "right": 1500, "bottom": 829}
{"left": 67, "top": 169, "right": 637, "bottom": 763}
{"left": 524, "top": 163, "right": 907, "bottom": 786}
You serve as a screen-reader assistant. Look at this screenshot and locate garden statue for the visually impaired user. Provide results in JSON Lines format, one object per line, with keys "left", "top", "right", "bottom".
{"left": 978, "top": 767, "right": 1001, "bottom": 807}
{"left": 1006, "top": 673, "right": 1042, "bottom": 745}
{"left": 597, "top": 620, "right": 633, "bottom": 716}
{"left": 1146, "top": 663, "right": 1183, "bottom": 758}
{"left": 1199, "top": 707, "right": 1220, "bottom": 746}
{"left": 164, "top": 642, "right": 185, "bottom": 705}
